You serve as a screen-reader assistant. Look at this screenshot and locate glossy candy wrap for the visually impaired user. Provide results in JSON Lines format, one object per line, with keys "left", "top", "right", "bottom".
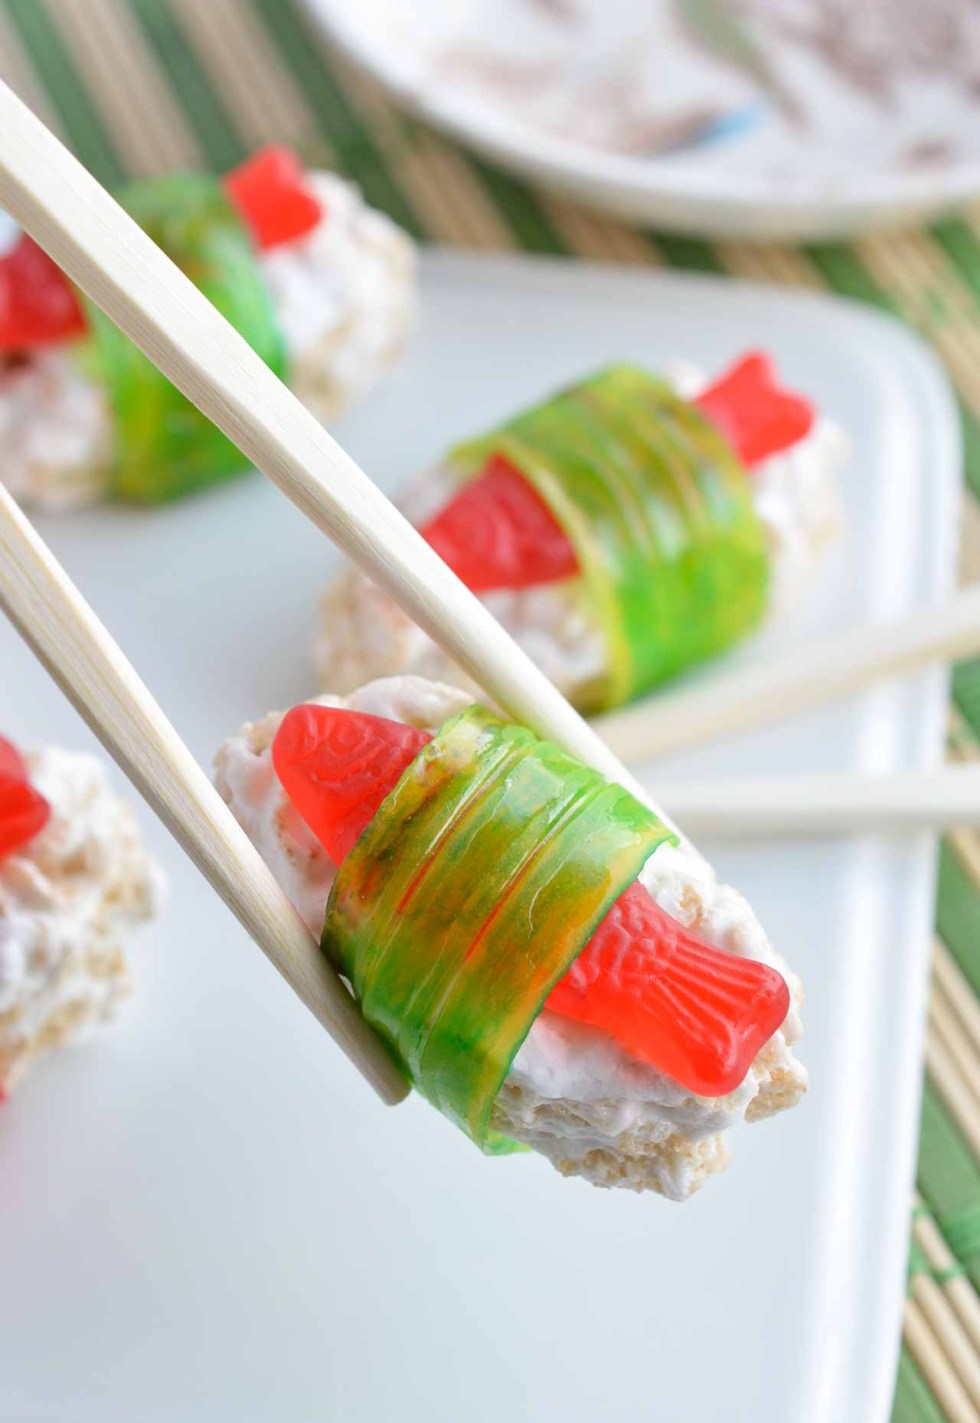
{"left": 321, "top": 705, "right": 674, "bottom": 1145}
{"left": 450, "top": 366, "right": 770, "bottom": 708}
{"left": 76, "top": 174, "right": 287, "bottom": 501}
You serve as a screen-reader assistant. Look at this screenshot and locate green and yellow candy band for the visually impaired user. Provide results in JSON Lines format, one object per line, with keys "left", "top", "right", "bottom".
{"left": 321, "top": 705, "right": 674, "bottom": 1147}
{"left": 450, "top": 366, "right": 771, "bottom": 708}
{"left": 76, "top": 173, "right": 287, "bottom": 502}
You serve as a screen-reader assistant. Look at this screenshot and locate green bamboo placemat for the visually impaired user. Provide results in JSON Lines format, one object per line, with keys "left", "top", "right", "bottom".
{"left": 2, "top": 1, "right": 980, "bottom": 1416}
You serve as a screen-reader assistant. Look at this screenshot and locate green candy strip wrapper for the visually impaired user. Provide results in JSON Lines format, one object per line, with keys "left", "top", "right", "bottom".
{"left": 322, "top": 706, "right": 674, "bottom": 1147}
{"left": 77, "top": 173, "right": 287, "bottom": 502}
{"left": 451, "top": 366, "right": 771, "bottom": 707}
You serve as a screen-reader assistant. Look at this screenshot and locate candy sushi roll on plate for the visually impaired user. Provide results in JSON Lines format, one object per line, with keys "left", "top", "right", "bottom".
{"left": 318, "top": 353, "right": 846, "bottom": 713}
{"left": 216, "top": 676, "right": 804, "bottom": 1198}
{"left": 0, "top": 146, "right": 415, "bottom": 507}
{"left": 0, "top": 734, "right": 163, "bottom": 1096}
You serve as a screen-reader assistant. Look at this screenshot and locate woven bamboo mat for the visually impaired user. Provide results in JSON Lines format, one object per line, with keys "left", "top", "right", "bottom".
{"left": 2, "top": 2, "right": 979, "bottom": 1417}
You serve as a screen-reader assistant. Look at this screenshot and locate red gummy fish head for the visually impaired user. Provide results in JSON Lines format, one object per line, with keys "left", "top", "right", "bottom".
{"left": 0, "top": 736, "right": 50, "bottom": 861}
{"left": 420, "top": 454, "right": 579, "bottom": 593}
{"left": 0, "top": 234, "right": 86, "bottom": 352}
{"left": 272, "top": 704, "right": 430, "bottom": 866}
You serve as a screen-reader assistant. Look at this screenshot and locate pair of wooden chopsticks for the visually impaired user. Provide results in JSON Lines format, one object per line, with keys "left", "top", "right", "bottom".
{"left": 0, "top": 81, "right": 660, "bottom": 1107}
{"left": 0, "top": 83, "right": 971, "bottom": 1102}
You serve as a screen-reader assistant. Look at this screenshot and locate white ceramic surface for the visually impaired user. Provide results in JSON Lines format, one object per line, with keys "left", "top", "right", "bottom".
{"left": 304, "top": 0, "right": 980, "bottom": 238}
{"left": 0, "top": 254, "right": 959, "bottom": 1422}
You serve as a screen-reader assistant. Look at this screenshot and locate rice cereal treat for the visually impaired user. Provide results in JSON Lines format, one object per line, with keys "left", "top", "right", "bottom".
{"left": 0, "top": 735, "right": 163, "bottom": 1095}
{"left": 317, "top": 353, "right": 846, "bottom": 713}
{"left": 0, "top": 146, "right": 415, "bottom": 507}
{"left": 216, "top": 676, "right": 805, "bottom": 1199}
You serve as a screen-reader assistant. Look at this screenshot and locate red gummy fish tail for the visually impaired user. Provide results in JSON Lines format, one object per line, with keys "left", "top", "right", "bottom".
{"left": 547, "top": 882, "right": 790, "bottom": 1097}
{"left": 224, "top": 146, "right": 323, "bottom": 252}
{"left": 272, "top": 704, "right": 430, "bottom": 866}
{"left": 695, "top": 350, "right": 814, "bottom": 467}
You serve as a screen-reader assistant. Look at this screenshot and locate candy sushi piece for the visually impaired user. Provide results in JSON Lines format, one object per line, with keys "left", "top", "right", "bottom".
{"left": 272, "top": 703, "right": 788, "bottom": 1098}
{"left": 0, "top": 737, "right": 163, "bottom": 1094}
{"left": 215, "top": 676, "right": 805, "bottom": 1197}
{"left": 317, "top": 354, "right": 846, "bottom": 714}
{"left": 0, "top": 147, "right": 415, "bottom": 508}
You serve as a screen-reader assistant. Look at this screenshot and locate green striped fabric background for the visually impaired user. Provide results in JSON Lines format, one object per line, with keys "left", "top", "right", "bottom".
{"left": 2, "top": 2, "right": 980, "bottom": 1417}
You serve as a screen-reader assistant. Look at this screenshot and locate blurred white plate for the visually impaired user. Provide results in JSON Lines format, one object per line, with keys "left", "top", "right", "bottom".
{"left": 304, "top": 0, "right": 980, "bottom": 238}
{"left": 0, "top": 254, "right": 959, "bottom": 1422}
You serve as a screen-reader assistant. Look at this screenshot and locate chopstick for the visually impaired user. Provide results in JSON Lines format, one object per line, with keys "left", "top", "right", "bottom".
{"left": 0, "top": 485, "right": 407, "bottom": 1105}
{"left": 595, "top": 587, "right": 980, "bottom": 764}
{"left": 0, "top": 81, "right": 648, "bottom": 807}
{"left": 655, "top": 766, "right": 980, "bottom": 838}
{"left": 0, "top": 87, "right": 665, "bottom": 1097}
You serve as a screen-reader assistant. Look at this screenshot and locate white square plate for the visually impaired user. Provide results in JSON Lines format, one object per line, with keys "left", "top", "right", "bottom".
{"left": 0, "top": 254, "right": 960, "bottom": 1423}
